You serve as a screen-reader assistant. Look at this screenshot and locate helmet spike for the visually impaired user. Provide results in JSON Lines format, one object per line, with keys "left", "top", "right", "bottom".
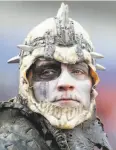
{"left": 7, "top": 55, "right": 20, "bottom": 63}
{"left": 56, "top": 2, "right": 69, "bottom": 26}
{"left": 96, "top": 64, "right": 105, "bottom": 70}
{"left": 90, "top": 52, "right": 104, "bottom": 59}
{"left": 17, "top": 45, "right": 33, "bottom": 51}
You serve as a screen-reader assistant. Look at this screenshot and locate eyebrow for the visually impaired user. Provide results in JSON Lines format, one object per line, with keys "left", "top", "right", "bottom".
{"left": 35, "top": 59, "right": 60, "bottom": 68}
{"left": 69, "top": 62, "right": 88, "bottom": 68}
{"left": 69, "top": 62, "right": 89, "bottom": 74}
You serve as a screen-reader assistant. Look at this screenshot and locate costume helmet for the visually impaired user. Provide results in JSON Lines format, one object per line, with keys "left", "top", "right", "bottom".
{"left": 8, "top": 3, "right": 105, "bottom": 129}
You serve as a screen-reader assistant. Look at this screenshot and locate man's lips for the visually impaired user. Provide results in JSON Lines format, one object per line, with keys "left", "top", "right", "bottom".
{"left": 53, "top": 98, "right": 80, "bottom": 103}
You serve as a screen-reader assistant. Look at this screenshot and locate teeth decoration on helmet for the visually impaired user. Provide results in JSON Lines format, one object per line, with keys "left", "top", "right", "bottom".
{"left": 7, "top": 3, "right": 105, "bottom": 129}
{"left": 27, "top": 90, "right": 96, "bottom": 129}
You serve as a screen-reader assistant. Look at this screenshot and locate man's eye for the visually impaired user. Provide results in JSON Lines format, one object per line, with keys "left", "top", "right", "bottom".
{"left": 72, "top": 69, "right": 85, "bottom": 75}
{"left": 42, "top": 69, "right": 56, "bottom": 76}
{"left": 71, "top": 69, "right": 88, "bottom": 80}
{"left": 33, "top": 66, "right": 61, "bottom": 81}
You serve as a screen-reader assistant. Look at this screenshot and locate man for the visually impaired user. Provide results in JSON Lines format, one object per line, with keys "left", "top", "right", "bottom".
{"left": 0, "top": 3, "right": 112, "bottom": 150}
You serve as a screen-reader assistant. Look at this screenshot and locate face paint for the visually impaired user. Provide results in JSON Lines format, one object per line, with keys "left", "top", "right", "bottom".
{"left": 31, "top": 59, "right": 92, "bottom": 110}
{"left": 32, "top": 59, "right": 61, "bottom": 82}
{"left": 31, "top": 59, "right": 61, "bottom": 102}
{"left": 51, "top": 63, "right": 92, "bottom": 109}
{"left": 33, "top": 82, "right": 49, "bottom": 102}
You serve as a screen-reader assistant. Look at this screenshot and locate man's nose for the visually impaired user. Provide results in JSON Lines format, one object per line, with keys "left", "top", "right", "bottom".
{"left": 57, "top": 69, "right": 75, "bottom": 92}
{"left": 57, "top": 84, "right": 74, "bottom": 91}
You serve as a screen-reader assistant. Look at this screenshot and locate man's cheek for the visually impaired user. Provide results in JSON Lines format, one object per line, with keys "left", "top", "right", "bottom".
{"left": 75, "top": 80, "right": 90, "bottom": 89}
{"left": 82, "top": 80, "right": 92, "bottom": 91}
{"left": 48, "top": 78, "right": 59, "bottom": 94}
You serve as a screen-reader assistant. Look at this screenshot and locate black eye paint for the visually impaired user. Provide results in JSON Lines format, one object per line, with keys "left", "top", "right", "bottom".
{"left": 30, "top": 60, "right": 61, "bottom": 102}
{"left": 32, "top": 63, "right": 61, "bottom": 81}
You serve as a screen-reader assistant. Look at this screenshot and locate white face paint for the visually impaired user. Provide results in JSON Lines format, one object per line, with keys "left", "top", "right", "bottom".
{"left": 31, "top": 59, "right": 92, "bottom": 109}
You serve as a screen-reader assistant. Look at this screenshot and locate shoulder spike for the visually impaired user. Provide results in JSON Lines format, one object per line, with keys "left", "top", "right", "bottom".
{"left": 96, "top": 64, "right": 106, "bottom": 70}
{"left": 90, "top": 52, "right": 104, "bottom": 59}
{"left": 7, "top": 55, "right": 19, "bottom": 63}
{"left": 17, "top": 45, "right": 33, "bottom": 51}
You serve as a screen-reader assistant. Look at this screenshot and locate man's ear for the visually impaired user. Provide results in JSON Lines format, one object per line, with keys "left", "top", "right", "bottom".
{"left": 90, "top": 86, "right": 98, "bottom": 101}
{"left": 26, "top": 67, "right": 33, "bottom": 86}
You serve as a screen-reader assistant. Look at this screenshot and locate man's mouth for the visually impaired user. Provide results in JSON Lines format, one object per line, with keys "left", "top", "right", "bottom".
{"left": 54, "top": 98, "right": 80, "bottom": 103}
{"left": 52, "top": 98, "right": 80, "bottom": 107}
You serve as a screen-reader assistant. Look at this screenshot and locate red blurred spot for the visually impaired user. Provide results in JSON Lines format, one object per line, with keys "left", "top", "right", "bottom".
{"left": 96, "top": 85, "right": 116, "bottom": 130}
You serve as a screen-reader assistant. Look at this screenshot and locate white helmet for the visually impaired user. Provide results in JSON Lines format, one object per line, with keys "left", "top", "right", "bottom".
{"left": 8, "top": 3, "right": 105, "bottom": 129}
